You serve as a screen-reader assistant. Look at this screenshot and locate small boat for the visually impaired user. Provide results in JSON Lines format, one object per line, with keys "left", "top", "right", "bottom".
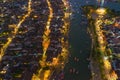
{"left": 76, "top": 71, "right": 79, "bottom": 74}
{"left": 74, "top": 57, "right": 77, "bottom": 61}
{"left": 69, "top": 68, "right": 72, "bottom": 73}
{"left": 73, "top": 68, "right": 75, "bottom": 73}
{"left": 77, "top": 58, "right": 79, "bottom": 62}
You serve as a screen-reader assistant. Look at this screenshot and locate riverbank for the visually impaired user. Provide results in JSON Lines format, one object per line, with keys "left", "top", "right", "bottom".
{"left": 83, "top": 5, "right": 120, "bottom": 80}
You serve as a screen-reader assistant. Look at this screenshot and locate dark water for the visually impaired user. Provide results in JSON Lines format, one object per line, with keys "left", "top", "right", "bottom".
{"left": 64, "top": 0, "right": 93, "bottom": 80}
{"left": 64, "top": 0, "right": 120, "bottom": 80}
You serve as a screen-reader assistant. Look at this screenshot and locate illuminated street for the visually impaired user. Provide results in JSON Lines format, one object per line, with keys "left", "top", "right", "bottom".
{"left": 0, "top": 0, "right": 70, "bottom": 79}
{"left": 0, "top": 0, "right": 32, "bottom": 61}
{"left": 94, "top": 8, "right": 118, "bottom": 80}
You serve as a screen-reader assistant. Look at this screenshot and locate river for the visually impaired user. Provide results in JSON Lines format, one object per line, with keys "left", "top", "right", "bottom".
{"left": 64, "top": 0, "right": 95, "bottom": 80}
{"left": 64, "top": 0, "right": 120, "bottom": 80}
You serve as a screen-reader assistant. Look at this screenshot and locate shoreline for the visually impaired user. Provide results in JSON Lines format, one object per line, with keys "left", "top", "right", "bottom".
{"left": 84, "top": 5, "right": 120, "bottom": 80}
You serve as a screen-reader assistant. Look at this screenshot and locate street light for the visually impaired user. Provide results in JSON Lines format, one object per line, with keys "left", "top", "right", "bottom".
{"left": 96, "top": 8, "right": 106, "bottom": 15}
{"left": 104, "top": 56, "right": 108, "bottom": 60}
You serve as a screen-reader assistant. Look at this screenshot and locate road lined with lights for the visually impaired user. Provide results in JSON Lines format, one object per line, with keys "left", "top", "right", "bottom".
{"left": 32, "top": 0, "right": 71, "bottom": 80}
{"left": 60, "top": 0, "right": 70, "bottom": 65}
{"left": 95, "top": 8, "right": 111, "bottom": 79}
{"left": 49, "top": 0, "right": 71, "bottom": 79}
{"left": 42, "top": 0, "right": 53, "bottom": 56}
{"left": 0, "top": 0, "right": 32, "bottom": 61}
{"left": 34, "top": 0, "right": 53, "bottom": 79}
{"left": 95, "top": 8, "right": 118, "bottom": 80}
{"left": 32, "top": 0, "right": 57, "bottom": 79}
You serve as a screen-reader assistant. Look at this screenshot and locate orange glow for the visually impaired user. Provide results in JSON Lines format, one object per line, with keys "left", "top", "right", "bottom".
{"left": 104, "top": 60, "right": 111, "bottom": 71}
{"left": 52, "top": 58, "right": 58, "bottom": 66}
{"left": 0, "top": 0, "right": 32, "bottom": 61}
{"left": 33, "top": 0, "right": 70, "bottom": 80}
{"left": 42, "top": 39, "right": 50, "bottom": 51}
{"left": 35, "top": 0, "right": 53, "bottom": 79}
{"left": 44, "top": 70, "right": 51, "bottom": 80}
{"left": 96, "top": 8, "right": 106, "bottom": 15}
{"left": 114, "top": 22, "right": 120, "bottom": 28}
{"left": 110, "top": 70, "right": 118, "bottom": 79}
{"left": 44, "top": 29, "right": 51, "bottom": 36}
